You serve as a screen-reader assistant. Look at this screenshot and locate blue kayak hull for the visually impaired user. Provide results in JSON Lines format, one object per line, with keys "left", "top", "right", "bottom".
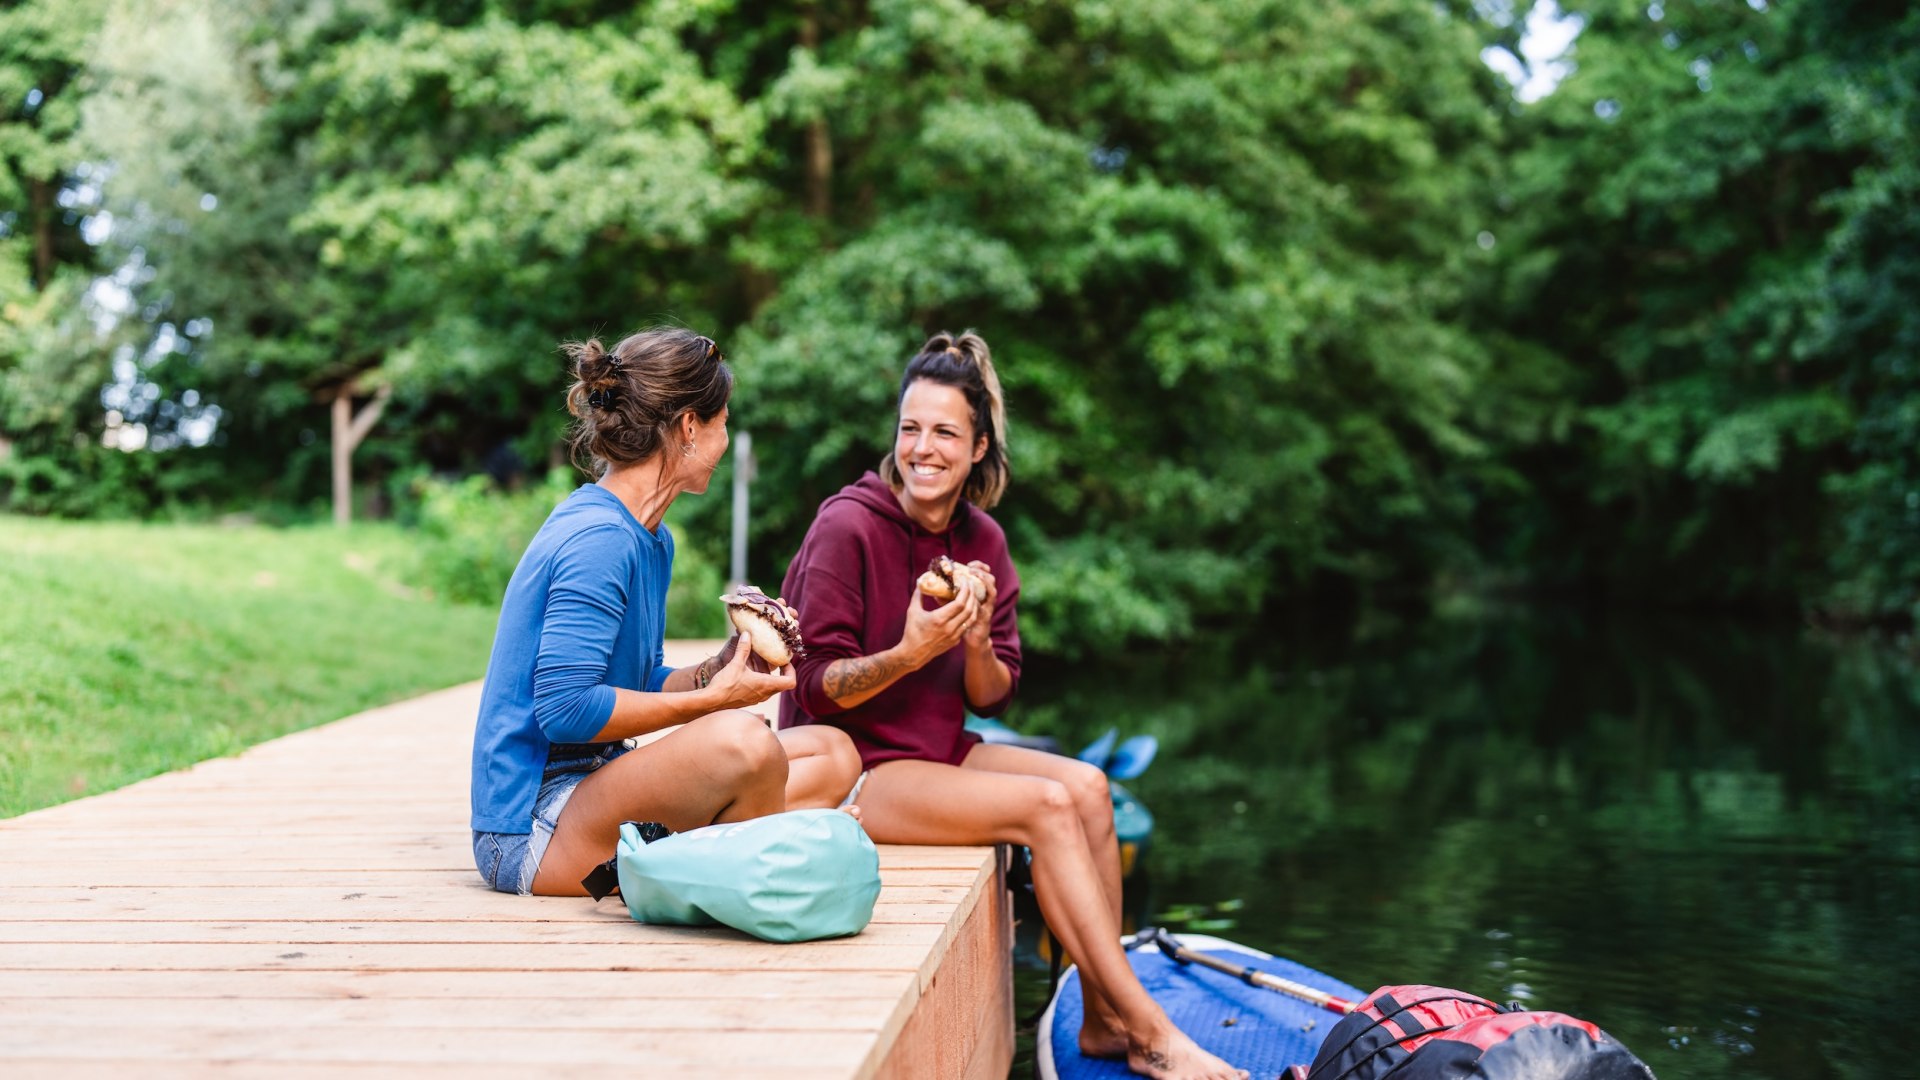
{"left": 1038, "top": 934, "right": 1365, "bottom": 1080}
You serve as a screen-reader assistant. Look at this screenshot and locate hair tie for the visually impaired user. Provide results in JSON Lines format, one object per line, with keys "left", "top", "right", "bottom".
{"left": 587, "top": 388, "right": 616, "bottom": 410}
{"left": 606, "top": 350, "right": 623, "bottom": 371}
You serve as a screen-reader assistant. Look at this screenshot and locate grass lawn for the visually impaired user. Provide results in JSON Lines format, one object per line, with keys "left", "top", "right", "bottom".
{"left": 0, "top": 515, "right": 500, "bottom": 817}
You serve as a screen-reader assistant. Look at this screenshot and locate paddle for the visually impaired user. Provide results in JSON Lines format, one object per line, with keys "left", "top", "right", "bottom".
{"left": 1140, "top": 927, "right": 1357, "bottom": 1015}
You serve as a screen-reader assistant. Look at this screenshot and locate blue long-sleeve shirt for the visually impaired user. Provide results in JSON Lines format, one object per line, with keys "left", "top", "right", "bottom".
{"left": 470, "top": 483, "right": 675, "bottom": 834}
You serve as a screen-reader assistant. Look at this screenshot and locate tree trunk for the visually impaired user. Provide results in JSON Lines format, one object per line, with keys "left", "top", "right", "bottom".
{"left": 799, "top": 7, "right": 833, "bottom": 219}
{"left": 30, "top": 179, "right": 54, "bottom": 290}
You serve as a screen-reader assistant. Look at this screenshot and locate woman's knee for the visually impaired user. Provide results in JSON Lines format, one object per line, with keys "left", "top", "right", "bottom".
{"left": 697, "top": 710, "right": 787, "bottom": 783}
{"left": 1064, "top": 760, "right": 1114, "bottom": 828}
{"left": 779, "top": 725, "right": 863, "bottom": 806}
{"left": 819, "top": 726, "right": 862, "bottom": 780}
{"left": 1026, "top": 778, "right": 1084, "bottom": 842}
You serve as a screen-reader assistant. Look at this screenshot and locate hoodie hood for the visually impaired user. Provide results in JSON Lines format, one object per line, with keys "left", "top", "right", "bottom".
{"left": 824, "top": 471, "right": 972, "bottom": 537}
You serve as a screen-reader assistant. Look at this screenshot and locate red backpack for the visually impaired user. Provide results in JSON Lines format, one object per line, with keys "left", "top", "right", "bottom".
{"left": 1296, "top": 984, "right": 1656, "bottom": 1080}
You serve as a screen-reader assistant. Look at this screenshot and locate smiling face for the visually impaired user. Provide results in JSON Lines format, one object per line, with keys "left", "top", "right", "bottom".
{"left": 893, "top": 379, "right": 986, "bottom": 521}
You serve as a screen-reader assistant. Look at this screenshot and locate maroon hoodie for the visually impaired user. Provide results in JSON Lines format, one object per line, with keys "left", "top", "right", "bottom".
{"left": 778, "top": 472, "right": 1022, "bottom": 769}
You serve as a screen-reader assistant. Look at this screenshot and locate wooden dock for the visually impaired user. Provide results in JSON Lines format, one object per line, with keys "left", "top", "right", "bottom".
{"left": 0, "top": 642, "right": 1013, "bottom": 1078}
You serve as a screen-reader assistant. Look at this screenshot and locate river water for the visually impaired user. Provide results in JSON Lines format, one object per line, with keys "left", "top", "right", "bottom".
{"left": 1005, "top": 609, "right": 1920, "bottom": 1079}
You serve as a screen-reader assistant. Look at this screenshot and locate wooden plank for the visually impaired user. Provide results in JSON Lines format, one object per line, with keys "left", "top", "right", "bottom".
{"left": 0, "top": 941, "right": 938, "bottom": 972}
{"left": 1, "top": 968, "right": 919, "bottom": 1001}
{"left": 0, "top": 868, "right": 483, "bottom": 887}
{"left": 0, "top": 995, "right": 901, "bottom": 1031}
{"left": 0, "top": 1026, "right": 872, "bottom": 1068}
{"left": 0, "top": 849, "right": 993, "bottom": 882}
{"left": 878, "top": 845, "right": 999, "bottom": 869}
{"left": 0, "top": 901, "right": 972, "bottom": 927}
{"left": 0, "top": 866, "right": 982, "bottom": 890}
{"left": 4, "top": 824, "right": 478, "bottom": 836}
{"left": 0, "top": 847, "right": 471, "bottom": 868}
{"left": 0, "top": 919, "right": 948, "bottom": 947}
{"left": 22, "top": 795, "right": 464, "bottom": 811}
{"left": 0, "top": 887, "right": 974, "bottom": 921}
{"left": 0, "top": 1063, "right": 853, "bottom": 1080}
{"left": 0, "top": 854, "right": 472, "bottom": 868}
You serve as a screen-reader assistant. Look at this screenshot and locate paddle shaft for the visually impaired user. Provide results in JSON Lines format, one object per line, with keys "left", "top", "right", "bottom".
{"left": 1151, "top": 930, "right": 1356, "bottom": 1015}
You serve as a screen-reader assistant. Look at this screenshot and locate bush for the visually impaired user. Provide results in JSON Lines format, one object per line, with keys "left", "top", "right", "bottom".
{"left": 411, "top": 470, "right": 730, "bottom": 636}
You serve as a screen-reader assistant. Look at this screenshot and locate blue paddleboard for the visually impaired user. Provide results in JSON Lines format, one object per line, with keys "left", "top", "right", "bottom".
{"left": 1037, "top": 934, "right": 1365, "bottom": 1080}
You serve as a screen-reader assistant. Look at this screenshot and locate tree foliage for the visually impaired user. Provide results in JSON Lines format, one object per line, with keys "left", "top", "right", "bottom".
{"left": 1492, "top": 0, "right": 1920, "bottom": 623}
{"left": 727, "top": 0, "right": 1516, "bottom": 652}
{"left": 0, "top": 0, "right": 119, "bottom": 514}
{"left": 3, "top": 0, "right": 1915, "bottom": 646}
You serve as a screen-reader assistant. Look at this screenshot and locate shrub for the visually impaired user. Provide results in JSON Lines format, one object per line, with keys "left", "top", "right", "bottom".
{"left": 411, "top": 470, "right": 730, "bottom": 636}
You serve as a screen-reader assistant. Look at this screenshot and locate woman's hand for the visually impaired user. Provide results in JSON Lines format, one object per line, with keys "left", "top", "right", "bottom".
{"left": 961, "top": 561, "right": 997, "bottom": 651}
{"left": 901, "top": 576, "right": 977, "bottom": 666}
{"left": 820, "top": 582, "right": 981, "bottom": 711}
{"left": 703, "top": 634, "right": 794, "bottom": 709}
{"left": 712, "top": 630, "right": 773, "bottom": 674}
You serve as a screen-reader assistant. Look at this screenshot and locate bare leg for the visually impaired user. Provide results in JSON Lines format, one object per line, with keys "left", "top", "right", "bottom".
{"left": 857, "top": 760, "right": 1247, "bottom": 1080}
{"left": 777, "top": 725, "right": 863, "bottom": 815}
{"left": 963, "top": 742, "right": 1128, "bottom": 1051}
{"left": 531, "top": 710, "right": 786, "bottom": 895}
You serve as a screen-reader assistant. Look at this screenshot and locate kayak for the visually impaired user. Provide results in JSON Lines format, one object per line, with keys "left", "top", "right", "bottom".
{"left": 1037, "top": 932, "right": 1365, "bottom": 1080}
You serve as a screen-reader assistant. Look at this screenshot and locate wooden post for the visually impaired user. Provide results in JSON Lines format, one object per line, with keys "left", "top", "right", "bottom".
{"left": 330, "top": 380, "right": 392, "bottom": 527}
{"left": 729, "top": 430, "right": 754, "bottom": 589}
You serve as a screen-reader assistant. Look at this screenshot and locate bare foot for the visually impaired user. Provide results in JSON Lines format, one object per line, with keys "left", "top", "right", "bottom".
{"left": 1077, "top": 995, "right": 1130, "bottom": 1058}
{"left": 1124, "top": 1025, "right": 1247, "bottom": 1080}
{"left": 1078, "top": 1014, "right": 1128, "bottom": 1059}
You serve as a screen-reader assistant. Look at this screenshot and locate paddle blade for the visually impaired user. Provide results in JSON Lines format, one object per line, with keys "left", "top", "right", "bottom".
{"left": 1077, "top": 727, "right": 1118, "bottom": 769}
{"left": 1105, "top": 734, "right": 1159, "bottom": 779}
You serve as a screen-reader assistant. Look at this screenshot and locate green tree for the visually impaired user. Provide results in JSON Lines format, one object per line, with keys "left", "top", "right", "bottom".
{"left": 730, "top": 0, "right": 1521, "bottom": 653}
{"left": 0, "top": 0, "right": 127, "bottom": 515}
{"left": 1493, "top": 0, "right": 1920, "bottom": 623}
{"left": 65, "top": 0, "right": 1524, "bottom": 652}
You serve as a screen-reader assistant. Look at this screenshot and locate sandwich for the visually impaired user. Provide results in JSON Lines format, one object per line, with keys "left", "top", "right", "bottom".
{"left": 720, "top": 586, "right": 805, "bottom": 668}
{"left": 917, "top": 555, "right": 987, "bottom": 603}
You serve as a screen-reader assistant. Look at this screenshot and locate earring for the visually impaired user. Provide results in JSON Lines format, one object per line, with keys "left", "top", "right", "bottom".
{"left": 682, "top": 442, "right": 694, "bottom": 457}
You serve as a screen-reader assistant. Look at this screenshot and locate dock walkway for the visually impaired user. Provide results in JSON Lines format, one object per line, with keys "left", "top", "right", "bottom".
{"left": 0, "top": 641, "right": 1012, "bottom": 1078}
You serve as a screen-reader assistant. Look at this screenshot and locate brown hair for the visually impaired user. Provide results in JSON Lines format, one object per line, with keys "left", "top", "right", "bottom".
{"left": 562, "top": 328, "right": 732, "bottom": 476}
{"left": 878, "top": 330, "right": 1010, "bottom": 510}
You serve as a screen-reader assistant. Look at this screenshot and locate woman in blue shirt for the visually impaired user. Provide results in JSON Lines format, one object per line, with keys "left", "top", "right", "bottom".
{"left": 471, "top": 327, "right": 861, "bottom": 895}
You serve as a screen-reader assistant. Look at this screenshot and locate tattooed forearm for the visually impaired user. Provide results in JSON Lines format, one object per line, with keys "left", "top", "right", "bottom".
{"left": 824, "top": 653, "right": 908, "bottom": 702}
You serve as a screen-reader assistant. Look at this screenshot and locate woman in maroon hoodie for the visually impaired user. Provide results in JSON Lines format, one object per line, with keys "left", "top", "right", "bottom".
{"left": 779, "top": 333, "right": 1245, "bottom": 1080}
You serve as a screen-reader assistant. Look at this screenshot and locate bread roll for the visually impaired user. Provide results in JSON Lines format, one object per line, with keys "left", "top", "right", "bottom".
{"left": 720, "top": 586, "right": 804, "bottom": 668}
{"left": 917, "top": 556, "right": 986, "bottom": 603}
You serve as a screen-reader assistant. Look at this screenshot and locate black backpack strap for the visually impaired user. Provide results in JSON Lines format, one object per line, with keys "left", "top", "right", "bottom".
{"left": 581, "top": 858, "right": 620, "bottom": 901}
{"left": 631, "top": 820, "right": 674, "bottom": 844}
{"left": 580, "top": 821, "right": 675, "bottom": 901}
{"left": 1382, "top": 994, "right": 1429, "bottom": 1038}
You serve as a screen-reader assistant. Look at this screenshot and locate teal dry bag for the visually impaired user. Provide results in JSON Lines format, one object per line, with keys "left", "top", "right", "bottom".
{"left": 586, "top": 808, "right": 881, "bottom": 943}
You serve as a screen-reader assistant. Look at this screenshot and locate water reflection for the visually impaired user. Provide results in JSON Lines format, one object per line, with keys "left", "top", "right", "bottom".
{"left": 1009, "top": 610, "right": 1920, "bottom": 1079}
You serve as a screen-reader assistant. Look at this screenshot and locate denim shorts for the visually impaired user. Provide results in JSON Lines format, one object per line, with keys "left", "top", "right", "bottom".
{"left": 473, "top": 742, "right": 630, "bottom": 895}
